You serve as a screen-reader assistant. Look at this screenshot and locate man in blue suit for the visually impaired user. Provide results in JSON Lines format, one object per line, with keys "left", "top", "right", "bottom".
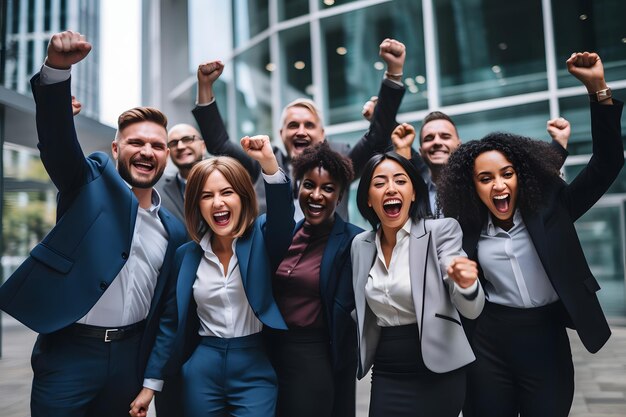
{"left": 0, "top": 31, "right": 187, "bottom": 417}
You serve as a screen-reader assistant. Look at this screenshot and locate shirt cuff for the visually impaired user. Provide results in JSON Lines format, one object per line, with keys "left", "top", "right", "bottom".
{"left": 456, "top": 280, "right": 479, "bottom": 297}
{"left": 196, "top": 97, "right": 216, "bottom": 107}
{"left": 383, "top": 75, "right": 404, "bottom": 87}
{"left": 40, "top": 63, "right": 71, "bottom": 85}
{"left": 262, "top": 168, "right": 287, "bottom": 184}
{"left": 143, "top": 378, "right": 164, "bottom": 392}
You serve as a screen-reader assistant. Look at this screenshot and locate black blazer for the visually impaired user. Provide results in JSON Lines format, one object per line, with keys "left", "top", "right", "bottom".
{"left": 463, "top": 101, "right": 624, "bottom": 354}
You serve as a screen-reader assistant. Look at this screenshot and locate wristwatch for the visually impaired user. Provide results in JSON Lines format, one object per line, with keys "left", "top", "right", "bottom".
{"left": 589, "top": 88, "right": 612, "bottom": 102}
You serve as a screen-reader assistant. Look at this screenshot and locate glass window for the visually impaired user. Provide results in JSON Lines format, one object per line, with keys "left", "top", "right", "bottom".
{"left": 320, "top": 0, "right": 427, "bottom": 125}
{"left": 234, "top": 39, "right": 273, "bottom": 139}
{"left": 453, "top": 101, "right": 552, "bottom": 143}
{"left": 233, "top": 0, "right": 269, "bottom": 48}
{"left": 435, "top": 0, "right": 547, "bottom": 105}
{"left": 320, "top": 0, "right": 359, "bottom": 9}
{"left": 552, "top": 0, "right": 626, "bottom": 89}
{"left": 279, "top": 24, "right": 313, "bottom": 106}
{"left": 279, "top": 0, "right": 308, "bottom": 21}
{"left": 575, "top": 205, "right": 626, "bottom": 317}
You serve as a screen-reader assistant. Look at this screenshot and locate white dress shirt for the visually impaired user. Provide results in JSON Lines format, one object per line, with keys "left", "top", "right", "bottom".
{"left": 477, "top": 210, "right": 559, "bottom": 308}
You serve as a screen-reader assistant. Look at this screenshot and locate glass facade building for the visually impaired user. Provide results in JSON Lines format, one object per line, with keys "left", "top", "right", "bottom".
{"left": 173, "top": 0, "right": 626, "bottom": 317}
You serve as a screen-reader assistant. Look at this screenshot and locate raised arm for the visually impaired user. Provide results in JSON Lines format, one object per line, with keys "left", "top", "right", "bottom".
{"left": 348, "top": 39, "right": 406, "bottom": 178}
{"left": 561, "top": 52, "right": 623, "bottom": 220}
{"left": 33, "top": 31, "right": 93, "bottom": 197}
{"left": 193, "top": 61, "right": 262, "bottom": 181}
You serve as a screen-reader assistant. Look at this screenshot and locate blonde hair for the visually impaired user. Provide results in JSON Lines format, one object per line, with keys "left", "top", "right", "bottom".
{"left": 184, "top": 157, "right": 258, "bottom": 242}
{"left": 280, "top": 98, "right": 324, "bottom": 128}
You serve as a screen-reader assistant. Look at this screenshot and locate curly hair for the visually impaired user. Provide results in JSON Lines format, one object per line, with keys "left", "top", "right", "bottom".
{"left": 356, "top": 152, "right": 430, "bottom": 230}
{"left": 438, "top": 132, "right": 562, "bottom": 231}
{"left": 291, "top": 141, "right": 354, "bottom": 194}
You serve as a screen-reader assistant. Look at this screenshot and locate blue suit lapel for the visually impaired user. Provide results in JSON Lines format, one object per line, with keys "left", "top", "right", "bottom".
{"left": 320, "top": 217, "right": 346, "bottom": 301}
{"left": 177, "top": 244, "right": 204, "bottom": 326}
{"left": 235, "top": 234, "right": 253, "bottom": 291}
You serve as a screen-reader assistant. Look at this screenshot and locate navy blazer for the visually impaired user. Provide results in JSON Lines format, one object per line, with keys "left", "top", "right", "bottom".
{"left": 0, "top": 75, "right": 187, "bottom": 375}
{"left": 463, "top": 101, "right": 624, "bottom": 354}
{"left": 144, "top": 180, "right": 295, "bottom": 380}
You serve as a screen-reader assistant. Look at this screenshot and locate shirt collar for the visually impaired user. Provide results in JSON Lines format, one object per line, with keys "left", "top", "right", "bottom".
{"left": 123, "top": 180, "right": 162, "bottom": 216}
{"left": 485, "top": 209, "right": 522, "bottom": 236}
{"left": 199, "top": 231, "right": 238, "bottom": 255}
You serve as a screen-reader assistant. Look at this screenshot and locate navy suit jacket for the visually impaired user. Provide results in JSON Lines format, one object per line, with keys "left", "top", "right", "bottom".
{"left": 0, "top": 75, "right": 187, "bottom": 376}
{"left": 463, "top": 101, "right": 624, "bottom": 354}
{"left": 144, "top": 180, "right": 295, "bottom": 380}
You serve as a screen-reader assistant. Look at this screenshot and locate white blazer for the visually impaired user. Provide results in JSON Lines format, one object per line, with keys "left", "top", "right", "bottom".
{"left": 351, "top": 217, "right": 484, "bottom": 378}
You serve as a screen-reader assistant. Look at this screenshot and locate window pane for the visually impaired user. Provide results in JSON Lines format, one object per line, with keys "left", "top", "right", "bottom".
{"left": 321, "top": 0, "right": 427, "bottom": 125}
{"left": 278, "top": 0, "right": 309, "bottom": 21}
{"left": 552, "top": 0, "right": 626, "bottom": 89}
{"left": 234, "top": 40, "right": 273, "bottom": 139}
{"left": 233, "top": 0, "right": 269, "bottom": 48}
{"left": 435, "top": 0, "right": 547, "bottom": 105}
{"left": 279, "top": 24, "right": 313, "bottom": 105}
{"left": 453, "top": 101, "right": 552, "bottom": 143}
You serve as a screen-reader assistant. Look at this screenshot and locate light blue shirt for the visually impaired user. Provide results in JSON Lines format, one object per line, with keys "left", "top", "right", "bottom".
{"left": 477, "top": 210, "right": 559, "bottom": 308}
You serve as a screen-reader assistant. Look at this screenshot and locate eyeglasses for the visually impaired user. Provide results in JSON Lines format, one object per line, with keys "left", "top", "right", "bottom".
{"left": 167, "top": 135, "right": 200, "bottom": 148}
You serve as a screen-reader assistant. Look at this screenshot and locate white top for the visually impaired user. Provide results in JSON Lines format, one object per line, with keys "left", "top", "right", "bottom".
{"left": 478, "top": 210, "right": 559, "bottom": 308}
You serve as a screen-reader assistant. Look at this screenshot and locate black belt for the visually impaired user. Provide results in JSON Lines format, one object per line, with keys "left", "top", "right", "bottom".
{"left": 64, "top": 320, "right": 146, "bottom": 342}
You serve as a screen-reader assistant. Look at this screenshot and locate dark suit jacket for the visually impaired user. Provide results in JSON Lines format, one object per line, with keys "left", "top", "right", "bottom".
{"left": 0, "top": 75, "right": 187, "bottom": 376}
{"left": 192, "top": 79, "right": 405, "bottom": 219}
{"left": 155, "top": 172, "right": 185, "bottom": 222}
{"left": 463, "top": 101, "right": 624, "bottom": 354}
{"left": 144, "top": 180, "right": 295, "bottom": 380}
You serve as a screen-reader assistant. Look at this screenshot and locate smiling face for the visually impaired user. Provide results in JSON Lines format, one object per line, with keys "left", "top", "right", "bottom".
{"left": 199, "top": 169, "right": 242, "bottom": 241}
{"left": 298, "top": 166, "right": 341, "bottom": 227}
{"left": 112, "top": 121, "right": 169, "bottom": 188}
{"left": 368, "top": 159, "right": 415, "bottom": 234}
{"left": 473, "top": 150, "right": 519, "bottom": 227}
{"left": 419, "top": 119, "right": 461, "bottom": 169}
{"left": 280, "top": 106, "right": 325, "bottom": 159}
{"left": 167, "top": 124, "right": 206, "bottom": 174}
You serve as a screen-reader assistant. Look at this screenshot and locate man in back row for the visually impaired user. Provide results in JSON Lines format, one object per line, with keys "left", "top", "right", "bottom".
{"left": 193, "top": 38, "right": 408, "bottom": 221}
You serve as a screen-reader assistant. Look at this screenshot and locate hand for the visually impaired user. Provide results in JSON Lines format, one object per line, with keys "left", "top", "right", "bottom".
{"left": 379, "top": 38, "right": 406, "bottom": 75}
{"left": 241, "top": 135, "right": 279, "bottom": 175}
{"left": 45, "top": 31, "right": 92, "bottom": 70}
{"left": 197, "top": 60, "right": 224, "bottom": 104}
{"left": 391, "top": 123, "right": 416, "bottom": 159}
{"left": 71, "top": 96, "right": 82, "bottom": 116}
{"left": 447, "top": 257, "right": 478, "bottom": 289}
{"left": 566, "top": 52, "right": 607, "bottom": 93}
{"left": 362, "top": 96, "right": 378, "bottom": 121}
{"left": 546, "top": 117, "right": 570, "bottom": 150}
{"left": 129, "top": 388, "right": 154, "bottom": 417}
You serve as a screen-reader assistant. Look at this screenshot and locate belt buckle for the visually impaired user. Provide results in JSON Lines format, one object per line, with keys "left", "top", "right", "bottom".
{"left": 104, "top": 328, "right": 119, "bottom": 342}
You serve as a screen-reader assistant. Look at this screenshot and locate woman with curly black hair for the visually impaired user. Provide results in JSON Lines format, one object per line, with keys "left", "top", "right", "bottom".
{"left": 438, "top": 52, "right": 623, "bottom": 417}
{"left": 264, "top": 141, "right": 363, "bottom": 417}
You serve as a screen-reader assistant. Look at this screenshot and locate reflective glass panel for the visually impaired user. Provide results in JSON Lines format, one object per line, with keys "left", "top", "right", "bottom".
{"left": 552, "top": 0, "right": 626, "bottom": 89}
{"left": 575, "top": 205, "right": 626, "bottom": 317}
{"left": 234, "top": 40, "right": 273, "bottom": 139}
{"left": 233, "top": 0, "right": 269, "bottom": 48}
{"left": 279, "top": 0, "right": 309, "bottom": 21}
{"left": 320, "top": 0, "right": 360, "bottom": 9}
{"left": 320, "top": 0, "right": 427, "bottom": 124}
{"left": 453, "top": 101, "right": 552, "bottom": 143}
{"left": 435, "top": 0, "right": 547, "bottom": 105}
{"left": 279, "top": 24, "right": 314, "bottom": 105}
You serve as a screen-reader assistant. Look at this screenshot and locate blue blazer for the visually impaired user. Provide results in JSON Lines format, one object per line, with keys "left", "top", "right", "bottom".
{"left": 0, "top": 75, "right": 187, "bottom": 375}
{"left": 144, "top": 180, "right": 295, "bottom": 380}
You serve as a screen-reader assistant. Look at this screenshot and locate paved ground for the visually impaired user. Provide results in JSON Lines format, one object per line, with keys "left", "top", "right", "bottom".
{"left": 1, "top": 314, "right": 625, "bottom": 417}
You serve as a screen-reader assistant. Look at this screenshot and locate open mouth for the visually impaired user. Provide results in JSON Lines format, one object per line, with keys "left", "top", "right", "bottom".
{"left": 493, "top": 194, "right": 510, "bottom": 213}
{"left": 132, "top": 159, "right": 155, "bottom": 173}
{"left": 213, "top": 211, "right": 231, "bottom": 226}
{"left": 383, "top": 198, "right": 402, "bottom": 216}
{"left": 293, "top": 139, "right": 310, "bottom": 150}
{"left": 307, "top": 203, "right": 324, "bottom": 215}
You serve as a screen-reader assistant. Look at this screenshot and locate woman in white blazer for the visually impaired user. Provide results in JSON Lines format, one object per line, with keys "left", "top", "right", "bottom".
{"left": 351, "top": 152, "right": 485, "bottom": 417}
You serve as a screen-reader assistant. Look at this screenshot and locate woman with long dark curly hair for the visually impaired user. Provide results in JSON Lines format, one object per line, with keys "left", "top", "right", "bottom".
{"left": 438, "top": 52, "right": 623, "bottom": 417}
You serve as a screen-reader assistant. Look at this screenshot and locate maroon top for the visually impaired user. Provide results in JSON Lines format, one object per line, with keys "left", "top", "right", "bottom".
{"left": 274, "top": 222, "right": 332, "bottom": 328}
